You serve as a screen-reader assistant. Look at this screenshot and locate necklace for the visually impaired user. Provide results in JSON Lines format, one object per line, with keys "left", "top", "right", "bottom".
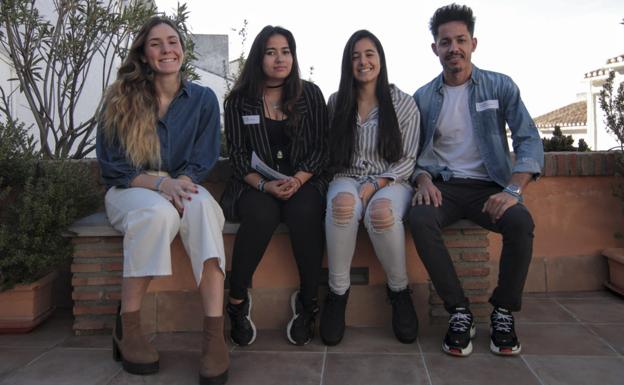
{"left": 266, "top": 82, "right": 284, "bottom": 89}
{"left": 263, "top": 95, "right": 283, "bottom": 120}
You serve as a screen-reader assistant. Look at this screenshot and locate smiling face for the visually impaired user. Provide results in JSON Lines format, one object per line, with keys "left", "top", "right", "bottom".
{"left": 262, "top": 34, "right": 293, "bottom": 86}
{"left": 142, "top": 23, "right": 184, "bottom": 77}
{"left": 432, "top": 21, "right": 477, "bottom": 85}
{"left": 351, "top": 37, "right": 381, "bottom": 86}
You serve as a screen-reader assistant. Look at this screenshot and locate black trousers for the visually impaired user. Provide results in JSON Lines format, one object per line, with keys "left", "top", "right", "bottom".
{"left": 408, "top": 178, "right": 534, "bottom": 312}
{"left": 229, "top": 183, "right": 325, "bottom": 308}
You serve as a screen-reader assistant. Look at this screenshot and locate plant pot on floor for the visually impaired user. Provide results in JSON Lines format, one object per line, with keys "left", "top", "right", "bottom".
{"left": 0, "top": 271, "right": 58, "bottom": 333}
{"left": 603, "top": 248, "right": 624, "bottom": 297}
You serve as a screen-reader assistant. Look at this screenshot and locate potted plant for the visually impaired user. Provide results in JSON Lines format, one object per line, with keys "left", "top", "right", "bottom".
{"left": 599, "top": 69, "right": 624, "bottom": 297}
{"left": 0, "top": 117, "right": 99, "bottom": 332}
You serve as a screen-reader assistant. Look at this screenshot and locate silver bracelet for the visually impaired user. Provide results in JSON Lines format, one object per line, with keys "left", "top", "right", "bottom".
{"left": 257, "top": 178, "right": 266, "bottom": 192}
{"left": 154, "top": 176, "right": 167, "bottom": 192}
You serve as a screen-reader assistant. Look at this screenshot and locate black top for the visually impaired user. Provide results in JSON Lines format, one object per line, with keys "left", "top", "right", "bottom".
{"left": 265, "top": 118, "right": 293, "bottom": 175}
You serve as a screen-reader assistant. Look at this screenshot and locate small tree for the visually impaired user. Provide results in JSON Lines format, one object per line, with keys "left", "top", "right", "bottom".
{"left": 599, "top": 69, "right": 624, "bottom": 237}
{"left": 542, "top": 126, "right": 591, "bottom": 152}
{"left": 0, "top": 0, "right": 196, "bottom": 160}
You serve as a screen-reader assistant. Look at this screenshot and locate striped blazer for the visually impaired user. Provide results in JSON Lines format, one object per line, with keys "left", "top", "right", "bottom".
{"left": 221, "top": 80, "right": 329, "bottom": 221}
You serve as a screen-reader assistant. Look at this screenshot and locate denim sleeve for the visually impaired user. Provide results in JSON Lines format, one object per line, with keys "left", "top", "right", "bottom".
{"left": 175, "top": 89, "right": 220, "bottom": 183}
{"left": 95, "top": 121, "right": 142, "bottom": 188}
{"left": 502, "top": 80, "right": 544, "bottom": 177}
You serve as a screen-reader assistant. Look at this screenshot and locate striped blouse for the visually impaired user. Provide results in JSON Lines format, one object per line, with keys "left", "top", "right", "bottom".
{"left": 328, "top": 85, "right": 420, "bottom": 182}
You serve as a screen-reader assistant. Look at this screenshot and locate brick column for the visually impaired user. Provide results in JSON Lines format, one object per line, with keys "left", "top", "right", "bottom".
{"left": 428, "top": 221, "right": 491, "bottom": 323}
{"left": 70, "top": 236, "right": 123, "bottom": 335}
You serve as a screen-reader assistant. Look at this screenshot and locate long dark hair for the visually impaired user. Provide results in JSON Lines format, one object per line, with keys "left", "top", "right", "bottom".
{"left": 226, "top": 25, "right": 302, "bottom": 126}
{"left": 329, "top": 30, "right": 402, "bottom": 171}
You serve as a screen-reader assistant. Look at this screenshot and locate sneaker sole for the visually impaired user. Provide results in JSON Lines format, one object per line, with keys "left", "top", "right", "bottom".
{"left": 442, "top": 323, "right": 476, "bottom": 357}
{"left": 490, "top": 340, "right": 521, "bottom": 355}
{"left": 286, "top": 291, "right": 311, "bottom": 346}
{"left": 230, "top": 294, "right": 257, "bottom": 346}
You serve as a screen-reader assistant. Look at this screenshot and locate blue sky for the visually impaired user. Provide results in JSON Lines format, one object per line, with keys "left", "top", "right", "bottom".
{"left": 155, "top": 0, "right": 624, "bottom": 116}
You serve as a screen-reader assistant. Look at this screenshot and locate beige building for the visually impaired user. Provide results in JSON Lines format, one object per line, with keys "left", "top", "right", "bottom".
{"left": 535, "top": 54, "right": 624, "bottom": 151}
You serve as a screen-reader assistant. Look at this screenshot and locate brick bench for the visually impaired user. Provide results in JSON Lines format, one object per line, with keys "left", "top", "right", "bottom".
{"left": 67, "top": 211, "right": 490, "bottom": 335}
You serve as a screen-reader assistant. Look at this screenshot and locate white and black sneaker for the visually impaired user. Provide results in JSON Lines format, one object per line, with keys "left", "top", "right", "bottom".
{"left": 286, "top": 291, "right": 319, "bottom": 346}
{"left": 226, "top": 294, "right": 257, "bottom": 346}
{"left": 490, "top": 307, "right": 521, "bottom": 355}
{"left": 442, "top": 307, "right": 476, "bottom": 357}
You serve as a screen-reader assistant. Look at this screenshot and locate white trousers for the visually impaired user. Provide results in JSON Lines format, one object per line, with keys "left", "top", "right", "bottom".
{"left": 325, "top": 177, "right": 413, "bottom": 295}
{"left": 105, "top": 185, "right": 225, "bottom": 285}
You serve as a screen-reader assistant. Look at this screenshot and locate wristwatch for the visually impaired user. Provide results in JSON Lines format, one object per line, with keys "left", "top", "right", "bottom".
{"left": 503, "top": 184, "right": 523, "bottom": 202}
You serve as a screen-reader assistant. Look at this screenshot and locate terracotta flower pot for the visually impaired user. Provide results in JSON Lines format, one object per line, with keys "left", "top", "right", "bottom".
{"left": 603, "top": 248, "right": 624, "bottom": 297}
{"left": 0, "top": 271, "right": 58, "bottom": 333}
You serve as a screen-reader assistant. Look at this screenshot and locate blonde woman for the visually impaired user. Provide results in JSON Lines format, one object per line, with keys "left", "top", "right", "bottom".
{"left": 96, "top": 17, "right": 228, "bottom": 384}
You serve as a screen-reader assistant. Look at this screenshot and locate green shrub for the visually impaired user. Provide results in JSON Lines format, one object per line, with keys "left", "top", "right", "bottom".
{"left": 0, "top": 120, "right": 99, "bottom": 291}
{"left": 542, "top": 126, "right": 591, "bottom": 152}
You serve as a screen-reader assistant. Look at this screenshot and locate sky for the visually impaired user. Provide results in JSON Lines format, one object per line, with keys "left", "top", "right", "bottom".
{"left": 154, "top": 0, "right": 624, "bottom": 117}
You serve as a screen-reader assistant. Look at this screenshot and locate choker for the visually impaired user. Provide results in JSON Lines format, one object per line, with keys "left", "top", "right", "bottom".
{"left": 266, "top": 83, "right": 284, "bottom": 89}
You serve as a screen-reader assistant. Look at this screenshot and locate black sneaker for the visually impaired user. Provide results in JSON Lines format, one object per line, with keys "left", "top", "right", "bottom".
{"left": 442, "top": 307, "right": 476, "bottom": 357}
{"left": 387, "top": 286, "right": 418, "bottom": 343}
{"left": 226, "top": 294, "right": 256, "bottom": 346}
{"left": 490, "top": 307, "right": 521, "bottom": 355}
{"left": 286, "top": 291, "right": 319, "bottom": 346}
{"left": 319, "top": 288, "right": 349, "bottom": 346}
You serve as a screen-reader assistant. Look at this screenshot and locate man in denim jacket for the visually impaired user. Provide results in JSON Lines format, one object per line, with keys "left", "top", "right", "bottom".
{"left": 409, "top": 3, "right": 543, "bottom": 357}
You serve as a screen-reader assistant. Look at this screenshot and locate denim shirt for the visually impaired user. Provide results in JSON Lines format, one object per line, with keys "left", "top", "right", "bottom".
{"left": 413, "top": 65, "right": 544, "bottom": 187}
{"left": 96, "top": 81, "right": 220, "bottom": 188}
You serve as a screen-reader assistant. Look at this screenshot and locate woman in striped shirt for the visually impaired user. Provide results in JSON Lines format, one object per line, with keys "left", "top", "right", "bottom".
{"left": 221, "top": 25, "right": 328, "bottom": 347}
{"left": 320, "top": 30, "right": 421, "bottom": 346}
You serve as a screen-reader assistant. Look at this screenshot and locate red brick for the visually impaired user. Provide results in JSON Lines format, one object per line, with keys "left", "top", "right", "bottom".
{"left": 579, "top": 153, "right": 594, "bottom": 176}
{"left": 456, "top": 267, "right": 490, "bottom": 277}
{"left": 567, "top": 153, "right": 578, "bottom": 176}
{"left": 444, "top": 238, "right": 489, "bottom": 248}
{"left": 442, "top": 229, "right": 461, "bottom": 236}
{"left": 73, "top": 318, "right": 115, "bottom": 331}
{"left": 71, "top": 263, "right": 102, "bottom": 273}
{"left": 73, "top": 305, "right": 118, "bottom": 315}
{"left": 103, "top": 262, "right": 123, "bottom": 271}
{"left": 466, "top": 295, "right": 489, "bottom": 304}
{"left": 73, "top": 248, "right": 122, "bottom": 258}
{"left": 461, "top": 251, "right": 490, "bottom": 262}
{"left": 72, "top": 291, "right": 121, "bottom": 301}
{"left": 72, "top": 276, "right": 122, "bottom": 286}
{"left": 556, "top": 154, "right": 569, "bottom": 176}
{"left": 543, "top": 153, "right": 557, "bottom": 177}
{"left": 461, "top": 228, "right": 488, "bottom": 236}
{"left": 461, "top": 279, "right": 490, "bottom": 290}
{"left": 605, "top": 153, "right": 616, "bottom": 175}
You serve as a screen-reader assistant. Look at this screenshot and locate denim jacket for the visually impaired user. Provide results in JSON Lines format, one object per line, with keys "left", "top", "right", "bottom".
{"left": 96, "top": 81, "right": 220, "bottom": 188}
{"left": 413, "top": 65, "right": 544, "bottom": 187}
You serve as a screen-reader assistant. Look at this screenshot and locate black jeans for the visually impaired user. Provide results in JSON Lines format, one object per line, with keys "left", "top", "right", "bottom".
{"left": 229, "top": 183, "right": 325, "bottom": 308}
{"left": 408, "top": 178, "right": 534, "bottom": 312}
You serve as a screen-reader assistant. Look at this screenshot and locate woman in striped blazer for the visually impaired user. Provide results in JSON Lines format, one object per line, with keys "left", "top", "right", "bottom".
{"left": 320, "top": 30, "right": 421, "bottom": 346}
{"left": 221, "top": 25, "right": 328, "bottom": 347}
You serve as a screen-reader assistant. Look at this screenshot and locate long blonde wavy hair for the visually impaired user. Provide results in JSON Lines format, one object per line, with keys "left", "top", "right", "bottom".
{"left": 101, "top": 17, "right": 185, "bottom": 168}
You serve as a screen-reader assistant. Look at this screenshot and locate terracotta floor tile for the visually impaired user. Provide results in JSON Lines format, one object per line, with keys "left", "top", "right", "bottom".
{"left": 556, "top": 298, "right": 624, "bottom": 323}
{"left": 0, "top": 349, "right": 45, "bottom": 382}
{"left": 424, "top": 352, "right": 541, "bottom": 385}
{"left": 517, "top": 323, "right": 616, "bottom": 356}
{"left": 326, "top": 326, "right": 421, "bottom": 354}
{"left": 586, "top": 323, "right": 624, "bottom": 355}
{"left": 0, "top": 349, "right": 120, "bottom": 385}
{"left": 108, "top": 350, "right": 199, "bottom": 385}
{"left": 523, "top": 355, "right": 624, "bottom": 385}
{"left": 323, "top": 352, "right": 429, "bottom": 385}
{"left": 227, "top": 351, "right": 324, "bottom": 385}
{"left": 515, "top": 298, "right": 577, "bottom": 323}
{"left": 232, "top": 329, "right": 325, "bottom": 352}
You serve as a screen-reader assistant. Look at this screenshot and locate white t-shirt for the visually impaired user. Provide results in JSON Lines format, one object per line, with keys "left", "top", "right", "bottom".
{"left": 433, "top": 82, "right": 490, "bottom": 180}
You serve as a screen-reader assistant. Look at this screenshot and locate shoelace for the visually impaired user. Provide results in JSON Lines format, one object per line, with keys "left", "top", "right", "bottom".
{"left": 491, "top": 309, "right": 514, "bottom": 333}
{"left": 449, "top": 311, "right": 473, "bottom": 333}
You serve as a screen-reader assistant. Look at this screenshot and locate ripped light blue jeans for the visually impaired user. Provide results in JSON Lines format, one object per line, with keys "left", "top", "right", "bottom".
{"left": 325, "top": 176, "right": 413, "bottom": 295}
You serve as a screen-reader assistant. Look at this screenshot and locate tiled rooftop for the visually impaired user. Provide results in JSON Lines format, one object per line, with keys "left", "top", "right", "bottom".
{"left": 533, "top": 101, "right": 586, "bottom": 128}
{"left": 0, "top": 291, "right": 623, "bottom": 385}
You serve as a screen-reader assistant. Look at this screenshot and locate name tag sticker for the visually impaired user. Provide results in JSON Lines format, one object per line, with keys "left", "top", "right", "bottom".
{"left": 242, "top": 115, "right": 260, "bottom": 125}
{"left": 476, "top": 100, "right": 499, "bottom": 112}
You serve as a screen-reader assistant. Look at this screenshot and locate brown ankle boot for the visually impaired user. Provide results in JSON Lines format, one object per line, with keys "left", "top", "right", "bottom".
{"left": 199, "top": 316, "right": 229, "bottom": 385}
{"left": 112, "top": 309, "right": 159, "bottom": 375}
